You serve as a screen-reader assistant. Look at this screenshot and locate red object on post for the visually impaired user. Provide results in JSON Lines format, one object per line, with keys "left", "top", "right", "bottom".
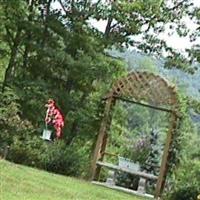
{"left": 45, "top": 99, "right": 64, "bottom": 139}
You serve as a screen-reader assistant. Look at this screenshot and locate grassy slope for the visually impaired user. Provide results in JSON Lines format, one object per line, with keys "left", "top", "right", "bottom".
{"left": 0, "top": 160, "right": 145, "bottom": 200}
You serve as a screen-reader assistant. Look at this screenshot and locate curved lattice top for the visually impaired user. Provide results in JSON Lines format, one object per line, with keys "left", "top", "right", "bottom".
{"left": 107, "top": 71, "right": 179, "bottom": 109}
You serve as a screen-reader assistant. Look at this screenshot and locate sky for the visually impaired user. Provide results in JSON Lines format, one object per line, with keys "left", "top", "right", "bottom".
{"left": 53, "top": 0, "right": 200, "bottom": 52}
{"left": 89, "top": 0, "right": 200, "bottom": 53}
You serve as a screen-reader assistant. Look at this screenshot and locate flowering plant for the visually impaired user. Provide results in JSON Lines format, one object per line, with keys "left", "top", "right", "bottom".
{"left": 131, "top": 136, "right": 151, "bottom": 164}
{"left": 45, "top": 99, "right": 65, "bottom": 138}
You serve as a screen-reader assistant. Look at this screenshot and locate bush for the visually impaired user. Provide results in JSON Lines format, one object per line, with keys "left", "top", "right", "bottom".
{"left": 7, "top": 136, "right": 87, "bottom": 177}
{"left": 131, "top": 136, "right": 151, "bottom": 164}
{"left": 169, "top": 186, "right": 199, "bottom": 200}
{"left": 166, "top": 159, "right": 200, "bottom": 200}
{"left": 7, "top": 136, "right": 44, "bottom": 167}
{"left": 40, "top": 140, "right": 86, "bottom": 176}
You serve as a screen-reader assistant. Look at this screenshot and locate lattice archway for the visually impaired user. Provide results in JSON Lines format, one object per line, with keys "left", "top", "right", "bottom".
{"left": 108, "top": 71, "right": 178, "bottom": 109}
{"left": 91, "top": 71, "right": 181, "bottom": 199}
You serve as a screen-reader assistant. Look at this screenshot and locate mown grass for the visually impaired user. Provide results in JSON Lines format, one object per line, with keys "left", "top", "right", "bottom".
{"left": 0, "top": 160, "right": 146, "bottom": 200}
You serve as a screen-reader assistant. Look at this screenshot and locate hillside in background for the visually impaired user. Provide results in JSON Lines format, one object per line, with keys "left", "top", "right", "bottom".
{"left": 110, "top": 50, "right": 200, "bottom": 100}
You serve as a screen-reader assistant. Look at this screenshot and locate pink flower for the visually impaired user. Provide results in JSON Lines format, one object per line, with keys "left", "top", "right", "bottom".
{"left": 45, "top": 99, "right": 65, "bottom": 138}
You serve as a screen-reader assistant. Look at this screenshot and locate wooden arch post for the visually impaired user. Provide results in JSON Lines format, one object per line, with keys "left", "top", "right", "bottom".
{"left": 155, "top": 112, "right": 179, "bottom": 198}
{"left": 91, "top": 95, "right": 115, "bottom": 180}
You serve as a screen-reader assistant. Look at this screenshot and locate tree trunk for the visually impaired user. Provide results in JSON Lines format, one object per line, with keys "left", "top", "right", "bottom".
{"left": 42, "top": 0, "right": 52, "bottom": 47}
{"left": 104, "top": 1, "right": 116, "bottom": 38}
{"left": 2, "top": 28, "right": 22, "bottom": 92}
{"left": 104, "top": 17, "right": 113, "bottom": 38}
{"left": 66, "top": 92, "right": 88, "bottom": 145}
{"left": 22, "top": 0, "right": 34, "bottom": 72}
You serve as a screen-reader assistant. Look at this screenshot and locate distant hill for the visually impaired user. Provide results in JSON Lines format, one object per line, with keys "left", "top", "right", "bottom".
{"left": 110, "top": 50, "right": 200, "bottom": 100}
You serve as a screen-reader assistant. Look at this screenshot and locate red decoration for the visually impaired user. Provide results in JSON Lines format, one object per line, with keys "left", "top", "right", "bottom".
{"left": 45, "top": 99, "right": 64, "bottom": 139}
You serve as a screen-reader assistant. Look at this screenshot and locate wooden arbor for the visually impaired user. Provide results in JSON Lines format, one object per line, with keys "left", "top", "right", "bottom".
{"left": 91, "top": 71, "right": 181, "bottom": 199}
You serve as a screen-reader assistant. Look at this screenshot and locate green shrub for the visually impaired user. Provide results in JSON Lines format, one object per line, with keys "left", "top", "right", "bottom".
{"left": 40, "top": 140, "right": 86, "bottom": 177}
{"left": 7, "top": 136, "right": 44, "bottom": 167}
{"left": 0, "top": 87, "right": 21, "bottom": 146}
{"left": 169, "top": 186, "right": 199, "bottom": 200}
{"left": 7, "top": 136, "right": 87, "bottom": 177}
{"left": 166, "top": 159, "right": 200, "bottom": 200}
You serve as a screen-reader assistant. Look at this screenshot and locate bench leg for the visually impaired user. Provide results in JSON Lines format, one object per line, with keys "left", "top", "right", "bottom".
{"left": 106, "top": 170, "right": 116, "bottom": 186}
{"left": 137, "top": 177, "right": 146, "bottom": 194}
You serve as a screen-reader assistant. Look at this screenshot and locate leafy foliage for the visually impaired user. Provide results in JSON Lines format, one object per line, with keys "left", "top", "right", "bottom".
{"left": 165, "top": 160, "right": 200, "bottom": 200}
{"left": 0, "top": 87, "right": 34, "bottom": 147}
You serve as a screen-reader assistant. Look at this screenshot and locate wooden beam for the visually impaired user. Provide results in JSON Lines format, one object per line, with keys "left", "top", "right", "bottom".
{"left": 96, "top": 161, "right": 158, "bottom": 180}
{"left": 103, "top": 151, "right": 118, "bottom": 157}
{"left": 155, "top": 114, "right": 178, "bottom": 198}
{"left": 112, "top": 96, "right": 180, "bottom": 116}
{"left": 90, "top": 96, "right": 114, "bottom": 180}
{"left": 94, "top": 133, "right": 108, "bottom": 180}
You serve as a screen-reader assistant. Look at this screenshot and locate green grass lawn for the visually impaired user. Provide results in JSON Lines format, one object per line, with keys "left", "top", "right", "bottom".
{"left": 0, "top": 160, "right": 146, "bottom": 200}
